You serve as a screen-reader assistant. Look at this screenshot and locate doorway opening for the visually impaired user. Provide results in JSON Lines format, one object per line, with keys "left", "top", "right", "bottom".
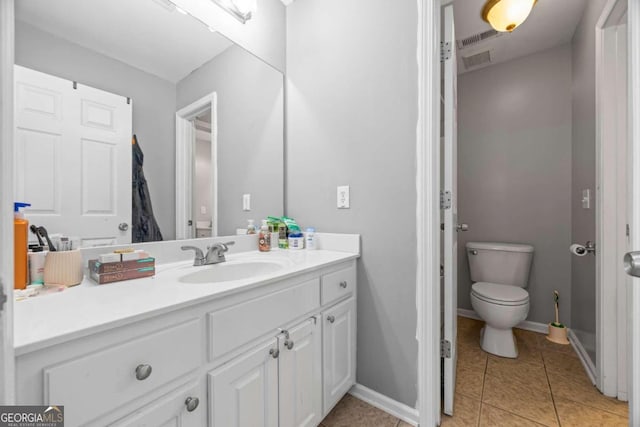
{"left": 438, "top": 0, "right": 630, "bottom": 424}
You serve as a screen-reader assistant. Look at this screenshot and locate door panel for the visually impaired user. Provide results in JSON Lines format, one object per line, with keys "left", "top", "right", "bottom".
{"left": 442, "top": 3, "right": 458, "bottom": 416}
{"left": 279, "top": 318, "right": 322, "bottom": 427}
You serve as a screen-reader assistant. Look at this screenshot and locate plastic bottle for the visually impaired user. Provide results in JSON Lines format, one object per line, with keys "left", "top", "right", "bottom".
{"left": 14, "top": 202, "right": 31, "bottom": 290}
{"left": 246, "top": 219, "right": 257, "bottom": 235}
{"left": 288, "top": 230, "right": 304, "bottom": 250}
{"left": 258, "top": 220, "right": 271, "bottom": 252}
{"left": 305, "top": 227, "right": 316, "bottom": 250}
{"left": 28, "top": 247, "right": 46, "bottom": 285}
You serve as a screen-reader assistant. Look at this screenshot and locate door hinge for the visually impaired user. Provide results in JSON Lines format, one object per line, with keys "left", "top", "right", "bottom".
{"left": 627, "top": 224, "right": 630, "bottom": 237}
{"left": 440, "top": 191, "right": 452, "bottom": 210}
{"left": 0, "top": 281, "right": 7, "bottom": 313}
{"left": 440, "top": 41, "right": 451, "bottom": 62}
{"left": 440, "top": 339, "right": 451, "bottom": 358}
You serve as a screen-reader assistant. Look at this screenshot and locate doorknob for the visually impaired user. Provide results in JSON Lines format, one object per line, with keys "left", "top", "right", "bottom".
{"left": 624, "top": 251, "right": 640, "bottom": 277}
{"left": 118, "top": 223, "right": 129, "bottom": 231}
{"left": 456, "top": 223, "right": 469, "bottom": 232}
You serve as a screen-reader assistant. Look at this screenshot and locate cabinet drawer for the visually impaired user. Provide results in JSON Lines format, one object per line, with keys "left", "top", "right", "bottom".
{"left": 208, "top": 278, "right": 320, "bottom": 362}
{"left": 321, "top": 265, "right": 356, "bottom": 305}
{"left": 44, "top": 319, "right": 202, "bottom": 426}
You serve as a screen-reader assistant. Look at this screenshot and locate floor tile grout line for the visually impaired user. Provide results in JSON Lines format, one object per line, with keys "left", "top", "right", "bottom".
{"left": 477, "top": 352, "right": 488, "bottom": 427}
{"left": 541, "top": 351, "right": 563, "bottom": 427}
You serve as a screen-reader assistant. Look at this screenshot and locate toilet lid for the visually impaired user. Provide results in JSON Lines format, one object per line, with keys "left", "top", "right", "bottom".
{"left": 471, "top": 282, "right": 529, "bottom": 304}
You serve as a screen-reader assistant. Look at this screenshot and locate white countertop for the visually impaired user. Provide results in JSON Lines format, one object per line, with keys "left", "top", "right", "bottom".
{"left": 14, "top": 249, "right": 358, "bottom": 356}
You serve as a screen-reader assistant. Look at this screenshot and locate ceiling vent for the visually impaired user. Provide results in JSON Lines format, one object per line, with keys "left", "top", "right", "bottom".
{"left": 457, "top": 29, "right": 502, "bottom": 49}
{"left": 462, "top": 50, "right": 492, "bottom": 69}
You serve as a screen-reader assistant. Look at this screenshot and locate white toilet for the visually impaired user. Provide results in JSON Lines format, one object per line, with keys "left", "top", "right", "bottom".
{"left": 467, "top": 241, "right": 534, "bottom": 358}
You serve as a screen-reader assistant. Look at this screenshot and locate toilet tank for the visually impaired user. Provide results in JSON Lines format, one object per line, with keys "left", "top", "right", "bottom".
{"left": 466, "top": 242, "right": 534, "bottom": 288}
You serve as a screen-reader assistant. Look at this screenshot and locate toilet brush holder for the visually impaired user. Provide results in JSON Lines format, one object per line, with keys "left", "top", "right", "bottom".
{"left": 547, "top": 322, "right": 570, "bottom": 345}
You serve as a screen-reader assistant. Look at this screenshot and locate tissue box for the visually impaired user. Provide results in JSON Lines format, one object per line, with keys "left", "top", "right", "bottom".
{"left": 88, "top": 258, "right": 155, "bottom": 284}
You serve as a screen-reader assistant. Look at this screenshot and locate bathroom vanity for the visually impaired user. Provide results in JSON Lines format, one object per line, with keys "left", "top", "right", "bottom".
{"left": 13, "top": 240, "right": 358, "bottom": 426}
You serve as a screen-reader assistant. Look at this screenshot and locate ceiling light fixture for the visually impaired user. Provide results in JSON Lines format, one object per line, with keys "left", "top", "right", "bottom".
{"left": 210, "top": 0, "right": 257, "bottom": 24}
{"left": 482, "top": 0, "right": 537, "bottom": 32}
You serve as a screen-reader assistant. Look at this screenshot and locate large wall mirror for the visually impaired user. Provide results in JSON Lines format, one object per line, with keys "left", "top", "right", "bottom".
{"left": 14, "top": 0, "right": 284, "bottom": 247}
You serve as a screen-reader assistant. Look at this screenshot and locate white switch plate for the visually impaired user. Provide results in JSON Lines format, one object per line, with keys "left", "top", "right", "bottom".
{"left": 242, "top": 194, "right": 251, "bottom": 211}
{"left": 337, "top": 185, "right": 350, "bottom": 209}
{"left": 200, "top": 206, "right": 207, "bottom": 215}
{"left": 582, "top": 189, "right": 590, "bottom": 209}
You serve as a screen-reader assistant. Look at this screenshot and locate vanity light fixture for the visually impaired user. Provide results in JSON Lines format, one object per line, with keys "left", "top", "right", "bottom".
{"left": 482, "top": 0, "right": 537, "bottom": 32}
{"left": 210, "top": 0, "right": 257, "bottom": 24}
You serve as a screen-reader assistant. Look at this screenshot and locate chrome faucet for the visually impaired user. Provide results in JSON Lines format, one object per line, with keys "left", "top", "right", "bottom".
{"left": 181, "top": 241, "right": 235, "bottom": 266}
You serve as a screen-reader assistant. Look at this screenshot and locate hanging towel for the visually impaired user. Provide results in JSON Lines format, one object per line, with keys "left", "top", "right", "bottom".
{"left": 132, "top": 135, "right": 164, "bottom": 242}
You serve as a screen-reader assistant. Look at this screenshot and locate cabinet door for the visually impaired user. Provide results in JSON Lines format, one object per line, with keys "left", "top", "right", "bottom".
{"left": 110, "top": 380, "right": 205, "bottom": 427}
{"left": 322, "top": 297, "right": 356, "bottom": 415}
{"left": 279, "top": 318, "right": 322, "bottom": 427}
{"left": 209, "top": 338, "right": 279, "bottom": 427}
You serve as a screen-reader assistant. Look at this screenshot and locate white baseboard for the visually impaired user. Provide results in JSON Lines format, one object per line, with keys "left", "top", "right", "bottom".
{"left": 457, "top": 308, "right": 548, "bottom": 334}
{"left": 348, "top": 384, "right": 419, "bottom": 426}
{"left": 568, "top": 328, "right": 597, "bottom": 385}
{"left": 458, "top": 308, "right": 597, "bottom": 385}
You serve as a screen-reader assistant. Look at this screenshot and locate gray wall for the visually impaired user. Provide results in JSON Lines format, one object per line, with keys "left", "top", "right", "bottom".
{"left": 194, "top": 137, "right": 212, "bottom": 223}
{"left": 177, "top": 45, "right": 284, "bottom": 236}
{"left": 286, "top": 0, "right": 418, "bottom": 407}
{"left": 457, "top": 45, "right": 573, "bottom": 326}
{"left": 570, "top": 0, "right": 607, "bottom": 349}
{"left": 15, "top": 22, "right": 177, "bottom": 239}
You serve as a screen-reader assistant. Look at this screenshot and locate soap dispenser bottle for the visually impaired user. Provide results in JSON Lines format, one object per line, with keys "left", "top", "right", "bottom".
{"left": 14, "top": 202, "right": 31, "bottom": 290}
{"left": 259, "top": 220, "right": 271, "bottom": 252}
{"left": 246, "top": 219, "right": 257, "bottom": 235}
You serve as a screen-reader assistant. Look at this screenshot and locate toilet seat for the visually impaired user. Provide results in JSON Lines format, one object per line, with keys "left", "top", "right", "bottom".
{"left": 471, "top": 282, "right": 529, "bottom": 306}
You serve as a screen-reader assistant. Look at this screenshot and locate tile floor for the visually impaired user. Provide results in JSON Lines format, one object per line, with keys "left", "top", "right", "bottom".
{"left": 319, "top": 316, "right": 629, "bottom": 427}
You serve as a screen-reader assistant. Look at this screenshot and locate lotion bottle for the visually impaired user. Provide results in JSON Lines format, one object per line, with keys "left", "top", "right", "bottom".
{"left": 14, "top": 202, "right": 31, "bottom": 289}
{"left": 258, "top": 220, "right": 271, "bottom": 252}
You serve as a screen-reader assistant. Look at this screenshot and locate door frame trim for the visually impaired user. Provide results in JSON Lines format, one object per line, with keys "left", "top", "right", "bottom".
{"left": 175, "top": 93, "right": 218, "bottom": 240}
{"left": 595, "top": 0, "right": 629, "bottom": 399}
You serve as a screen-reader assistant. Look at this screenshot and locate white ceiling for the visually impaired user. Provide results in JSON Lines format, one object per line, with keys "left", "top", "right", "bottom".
{"left": 453, "top": 0, "right": 587, "bottom": 74}
{"left": 16, "top": 0, "right": 234, "bottom": 83}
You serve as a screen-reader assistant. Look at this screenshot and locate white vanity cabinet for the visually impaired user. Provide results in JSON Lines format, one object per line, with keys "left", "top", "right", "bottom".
{"left": 15, "top": 258, "right": 357, "bottom": 427}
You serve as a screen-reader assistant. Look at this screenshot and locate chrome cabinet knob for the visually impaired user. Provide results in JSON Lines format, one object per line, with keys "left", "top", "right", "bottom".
{"left": 456, "top": 223, "right": 469, "bottom": 232}
{"left": 269, "top": 348, "right": 280, "bottom": 358}
{"left": 339, "top": 281, "right": 347, "bottom": 289}
{"left": 327, "top": 315, "right": 335, "bottom": 323}
{"left": 185, "top": 397, "right": 199, "bottom": 412}
{"left": 135, "top": 364, "right": 152, "bottom": 381}
{"left": 469, "top": 250, "right": 478, "bottom": 255}
{"left": 624, "top": 251, "right": 640, "bottom": 278}
{"left": 284, "top": 339, "right": 294, "bottom": 350}
{"left": 118, "top": 223, "right": 129, "bottom": 231}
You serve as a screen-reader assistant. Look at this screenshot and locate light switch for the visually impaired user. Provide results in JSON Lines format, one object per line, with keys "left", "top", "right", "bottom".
{"left": 200, "top": 206, "right": 207, "bottom": 215}
{"left": 582, "top": 189, "right": 590, "bottom": 209}
{"left": 337, "top": 186, "right": 350, "bottom": 209}
{"left": 243, "top": 194, "right": 251, "bottom": 211}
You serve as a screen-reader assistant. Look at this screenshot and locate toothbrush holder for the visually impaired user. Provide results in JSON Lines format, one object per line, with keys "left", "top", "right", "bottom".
{"left": 44, "top": 249, "right": 84, "bottom": 287}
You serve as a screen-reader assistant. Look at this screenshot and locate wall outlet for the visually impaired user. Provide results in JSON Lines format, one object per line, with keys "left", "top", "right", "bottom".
{"left": 243, "top": 194, "right": 251, "bottom": 211}
{"left": 337, "top": 185, "right": 350, "bottom": 209}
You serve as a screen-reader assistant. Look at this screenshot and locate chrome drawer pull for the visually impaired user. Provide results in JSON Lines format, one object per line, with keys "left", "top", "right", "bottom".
{"left": 339, "top": 281, "right": 347, "bottom": 289}
{"left": 185, "top": 396, "right": 199, "bottom": 412}
{"left": 285, "top": 339, "right": 295, "bottom": 350}
{"left": 135, "top": 364, "right": 152, "bottom": 381}
{"left": 269, "top": 348, "right": 280, "bottom": 358}
{"left": 327, "top": 315, "right": 335, "bottom": 323}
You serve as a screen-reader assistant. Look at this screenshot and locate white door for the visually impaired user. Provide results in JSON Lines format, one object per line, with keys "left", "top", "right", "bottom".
{"left": 442, "top": 3, "right": 459, "bottom": 416}
{"left": 110, "top": 381, "right": 206, "bottom": 427}
{"left": 14, "top": 65, "right": 132, "bottom": 247}
{"left": 322, "top": 298, "right": 356, "bottom": 415}
{"left": 279, "top": 318, "right": 322, "bottom": 427}
{"left": 208, "top": 338, "right": 279, "bottom": 427}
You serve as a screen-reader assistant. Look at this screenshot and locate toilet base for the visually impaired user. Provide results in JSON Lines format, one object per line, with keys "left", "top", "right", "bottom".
{"left": 480, "top": 325, "right": 518, "bottom": 358}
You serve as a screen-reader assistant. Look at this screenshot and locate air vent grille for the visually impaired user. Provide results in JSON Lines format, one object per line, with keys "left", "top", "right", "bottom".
{"left": 462, "top": 50, "right": 492, "bottom": 69}
{"left": 457, "top": 29, "right": 501, "bottom": 49}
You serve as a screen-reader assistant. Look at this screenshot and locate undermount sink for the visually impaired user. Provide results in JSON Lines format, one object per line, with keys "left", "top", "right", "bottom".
{"left": 178, "top": 260, "right": 286, "bottom": 284}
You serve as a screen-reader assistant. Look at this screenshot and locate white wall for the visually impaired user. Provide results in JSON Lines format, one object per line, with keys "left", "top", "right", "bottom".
{"left": 15, "top": 22, "right": 177, "bottom": 239}
{"left": 194, "top": 136, "right": 212, "bottom": 223}
{"left": 570, "top": 0, "right": 608, "bottom": 359}
{"left": 457, "top": 45, "right": 573, "bottom": 326}
{"left": 286, "top": 0, "right": 419, "bottom": 407}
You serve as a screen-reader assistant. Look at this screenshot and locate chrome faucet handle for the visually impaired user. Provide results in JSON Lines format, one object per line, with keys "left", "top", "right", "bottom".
{"left": 218, "top": 241, "right": 236, "bottom": 251}
{"left": 181, "top": 245, "right": 205, "bottom": 266}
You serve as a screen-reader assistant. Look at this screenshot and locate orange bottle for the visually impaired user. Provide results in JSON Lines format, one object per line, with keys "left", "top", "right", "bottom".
{"left": 14, "top": 202, "right": 31, "bottom": 290}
